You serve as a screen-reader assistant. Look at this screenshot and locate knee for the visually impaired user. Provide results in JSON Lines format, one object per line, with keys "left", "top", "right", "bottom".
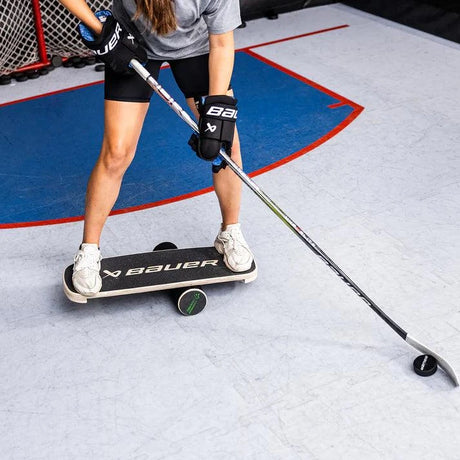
{"left": 100, "top": 140, "right": 136, "bottom": 177}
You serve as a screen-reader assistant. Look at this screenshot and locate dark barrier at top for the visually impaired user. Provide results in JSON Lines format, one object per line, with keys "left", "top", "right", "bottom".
{"left": 344, "top": 0, "right": 460, "bottom": 44}
{"left": 240, "top": 0, "right": 336, "bottom": 21}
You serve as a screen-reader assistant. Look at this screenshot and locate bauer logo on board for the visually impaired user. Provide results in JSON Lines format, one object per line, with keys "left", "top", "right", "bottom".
{"left": 102, "top": 259, "right": 219, "bottom": 279}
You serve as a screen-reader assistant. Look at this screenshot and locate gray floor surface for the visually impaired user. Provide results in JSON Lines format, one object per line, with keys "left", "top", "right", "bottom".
{"left": 1, "top": 4, "right": 460, "bottom": 459}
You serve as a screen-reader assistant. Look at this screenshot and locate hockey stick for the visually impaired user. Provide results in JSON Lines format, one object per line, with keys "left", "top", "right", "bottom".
{"left": 130, "top": 59, "right": 459, "bottom": 387}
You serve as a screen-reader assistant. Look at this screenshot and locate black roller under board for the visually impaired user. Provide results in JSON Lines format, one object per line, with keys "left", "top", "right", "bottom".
{"left": 153, "top": 242, "right": 207, "bottom": 315}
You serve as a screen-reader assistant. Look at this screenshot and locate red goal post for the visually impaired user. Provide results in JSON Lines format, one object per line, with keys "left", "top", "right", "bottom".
{"left": 0, "top": 0, "right": 110, "bottom": 75}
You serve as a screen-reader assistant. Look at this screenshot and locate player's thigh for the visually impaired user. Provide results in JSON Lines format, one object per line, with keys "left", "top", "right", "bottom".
{"left": 170, "top": 53, "right": 232, "bottom": 111}
{"left": 170, "top": 53, "right": 211, "bottom": 102}
{"left": 103, "top": 60, "right": 161, "bottom": 154}
{"left": 103, "top": 99, "right": 149, "bottom": 155}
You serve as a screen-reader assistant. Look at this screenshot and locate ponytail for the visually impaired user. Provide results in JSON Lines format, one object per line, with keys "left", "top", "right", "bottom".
{"left": 134, "top": 0, "right": 177, "bottom": 36}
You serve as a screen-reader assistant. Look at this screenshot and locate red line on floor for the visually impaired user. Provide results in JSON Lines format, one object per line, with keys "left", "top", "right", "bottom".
{"left": 244, "top": 48, "right": 360, "bottom": 109}
{"left": 241, "top": 48, "right": 364, "bottom": 177}
{"left": 328, "top": 101, "right": 347, "bottom": 109}
{"left": 0, "top": 80, "right": 104, "bottom": 108}
{"left": 238, "top": 24, "right": 349, "bottom": 52}
{"left": 0, "top": 187, "right": 216, "bottom": 229}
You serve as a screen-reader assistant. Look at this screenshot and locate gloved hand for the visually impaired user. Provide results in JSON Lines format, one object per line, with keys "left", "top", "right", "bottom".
{"left": 78, "top": 10, "right": 147, "bottom": 74}
{"left": 189, "top": 95, "right": 238, "bottom": 162}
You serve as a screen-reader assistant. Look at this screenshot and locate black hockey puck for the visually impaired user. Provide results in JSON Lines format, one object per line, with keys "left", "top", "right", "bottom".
{"left": 95, "top": 64, "right": 105, "bottom": 72}
{"left": 51, "top": 55, "right": 63, "bottom": 67}
{"left": 84, "top": 56, "right": 97, "bottom": 66}
{"left": 38, "top": 67, "right": 50, "bottom": 76}
{"left": 25, "top": 70, "right": 40, "bottom": 79}
{"left": 413, "top": 354, "right": 438, "bottom": 377}
{"left": 12, "top": 72, "right": 28, "bottom": 82}
{"left": 0, "top": 75, "right": 12, "bottom": 85}
{"left": 71, "top": 57, "right": 86, "bottom": 68}
{"left": 153, "top": 242, "right": 207, "bottom": 315}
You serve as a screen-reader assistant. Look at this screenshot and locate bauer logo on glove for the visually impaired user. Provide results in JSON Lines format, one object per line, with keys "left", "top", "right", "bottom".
{"left": 97, "top": 21, "right": 122, "bottom": 56}
{"left": 189, "top": 95, "right": 238, "bottom": 163}
{"left": 205, "top": 106, "right": 238, "bottom": 119}
{"left": 78, "top": 10, "right": 147, "bottom": 74}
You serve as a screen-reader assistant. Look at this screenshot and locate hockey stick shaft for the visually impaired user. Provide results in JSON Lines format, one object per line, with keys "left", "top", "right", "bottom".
{"left": 131, "top": 59, "right": 458, "bottom": 386}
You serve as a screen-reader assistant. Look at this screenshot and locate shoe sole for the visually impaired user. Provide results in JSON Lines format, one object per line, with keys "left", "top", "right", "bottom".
{"left": 214, "top": 241, "right": 253, "bottom": 273}
{"left": 70, "top": 274, "right": 102, "bottom": 299}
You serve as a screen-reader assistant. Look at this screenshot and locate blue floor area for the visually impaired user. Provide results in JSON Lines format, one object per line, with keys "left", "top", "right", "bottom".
{"left": 0, "top": 52, "right": 355, "bottom": 226}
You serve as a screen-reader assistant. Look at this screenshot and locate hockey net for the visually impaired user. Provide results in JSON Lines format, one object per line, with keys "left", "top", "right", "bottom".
{"left": 0, "top": 0, "right": 110, "bottom": 75}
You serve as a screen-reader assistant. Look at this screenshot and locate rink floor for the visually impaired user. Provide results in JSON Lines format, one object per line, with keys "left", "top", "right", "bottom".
{"left": 1, "top": 4, "right": 460, "bottom": 459}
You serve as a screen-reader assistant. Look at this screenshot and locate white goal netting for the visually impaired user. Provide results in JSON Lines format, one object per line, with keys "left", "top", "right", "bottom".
{"left": 0, "top": 1, "right": 40, "bottom": 73}
{"left": 0, "top": 0, "right": 110, "bottom": 75}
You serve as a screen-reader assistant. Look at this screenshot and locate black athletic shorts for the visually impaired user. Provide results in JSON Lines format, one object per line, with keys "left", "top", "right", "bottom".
{"left": 104, "top": 53, "right": 231, "bottom": 102}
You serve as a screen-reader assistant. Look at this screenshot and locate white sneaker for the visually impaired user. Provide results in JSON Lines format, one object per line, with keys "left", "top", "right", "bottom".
{"left": 214, "top": 223, "right": 254, "bottom": 272}
{"left": 72, "top": 243, "right": 102, "bottom": 296}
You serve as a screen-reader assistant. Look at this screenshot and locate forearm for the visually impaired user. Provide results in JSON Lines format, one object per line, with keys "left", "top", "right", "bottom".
{"left": 58, "top": 0, "right": 102, "bottom": 34}
{"left": 208, "top": 32, "right": 235, "bottom": 95}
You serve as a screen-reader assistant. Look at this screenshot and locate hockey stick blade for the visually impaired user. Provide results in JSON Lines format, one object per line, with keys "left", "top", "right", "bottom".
{"left": 130, "top": 59, "right": 459, "bottom": 387}
{"left": 406, "top": 335, "right": 459, "bottom": 386}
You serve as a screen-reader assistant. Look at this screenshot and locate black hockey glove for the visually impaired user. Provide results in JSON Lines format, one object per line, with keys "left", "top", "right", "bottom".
{"left": 188, "top": 95, "right": 238, "bottom": 163}
{"left": 78, "top": 10, "right": 147, "bottom": 74}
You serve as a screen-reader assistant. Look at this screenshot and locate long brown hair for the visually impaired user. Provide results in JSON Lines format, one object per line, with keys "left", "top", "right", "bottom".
{"left": 134, "top": 0, "right": 177, "bottom": 36}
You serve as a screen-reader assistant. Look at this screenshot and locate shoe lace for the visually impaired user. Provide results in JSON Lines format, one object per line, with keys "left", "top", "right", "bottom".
{"left": 222, "top": 227, "right": 244, "bottom": 253}
{"left": 74, "top": 251, "right": 100, "bottom": 270}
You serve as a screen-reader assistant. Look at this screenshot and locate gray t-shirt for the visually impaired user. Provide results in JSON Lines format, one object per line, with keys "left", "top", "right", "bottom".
{"left": 113, "top": 0, "right": 241, "bottom": 60}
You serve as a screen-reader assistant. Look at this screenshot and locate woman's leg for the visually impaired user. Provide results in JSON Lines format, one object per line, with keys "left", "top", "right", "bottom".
{"left": 211, "top": 126, "right": 243, "bottom": 228}
{"left": 83, "top": 99, "right": 150, "bottom": 245}
{"left": 72, "top": 99, "right": 149, "bottom": 296}
{"left": 186, "top": 91, "right": 253, "bottom": 272}
{"left": 186, "top": 90, "right": 242, "bottom": 228}
{"left": 73, "top": 59, "right": 161, "bottom": 295}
